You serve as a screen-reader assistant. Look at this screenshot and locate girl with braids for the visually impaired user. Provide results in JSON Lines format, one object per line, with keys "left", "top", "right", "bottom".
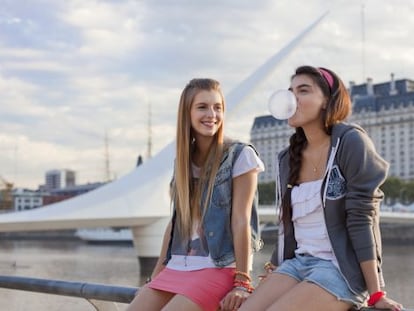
{"left": 239, "top": 66, "right": 402, "bottom": 311}
{"left": 127, "top": 78, "right": 264, "bottom": 311}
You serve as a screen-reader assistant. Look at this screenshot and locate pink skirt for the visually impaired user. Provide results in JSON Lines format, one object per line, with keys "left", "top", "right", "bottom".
{"left": 148, "top": 267, "right": 235, "bottom": 311}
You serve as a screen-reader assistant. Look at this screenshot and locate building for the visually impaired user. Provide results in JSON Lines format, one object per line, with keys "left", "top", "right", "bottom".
{"left": 42, "top": 182, "right": 106, "bottom": 206}
{"left": 250, "top": 74, "right": 414, "bottom": 183}
{"left": 12, "top": 182, "right": 107, "bottom": 210}
{"left": 250, "top": 116, "right": 293, "bottom": 183}
{"left": 350, "top": 75, "right": 414, "bottom": 180}
{"left": 13, "top": 188, "right": 44, "bottom": 211}
{"left": 45, "top": 169, "right": 76, "bottom": 190}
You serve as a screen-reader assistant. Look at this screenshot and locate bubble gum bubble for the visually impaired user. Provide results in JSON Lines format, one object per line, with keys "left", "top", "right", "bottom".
{"left": 268, "top": 90, "right": 297, "bottom": 120}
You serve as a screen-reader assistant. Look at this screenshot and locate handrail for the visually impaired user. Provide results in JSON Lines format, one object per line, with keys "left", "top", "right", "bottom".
{"left": 0, "top": 275, "right": 411, "bottom": 310}
{"left": 0, "top": 275, "right": 137, "bottom": 303}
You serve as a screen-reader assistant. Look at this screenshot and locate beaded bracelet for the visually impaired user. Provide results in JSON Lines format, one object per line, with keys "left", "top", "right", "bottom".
{"left": 234, "top": 270, "right": 252, "bottom": 282}
{"left": 234, "top": 279, "right": 254, "bottom": 288}
{"left": 233, "top": 286, "right": 253, "bottom": 293}
{"left": 367, "top": 291, "right": 385, "bottom": 306}
{"left": 233, "top": 280, "right": 254, "bottom": 293}
{"left": 233, "top": 280, "right": 250, "bottom": 289}
{"left": 264, "top": 261, "right": 274, "bottom": 271}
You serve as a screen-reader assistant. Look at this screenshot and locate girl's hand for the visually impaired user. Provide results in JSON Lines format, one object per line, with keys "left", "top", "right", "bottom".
{"left": 219, "top": 288, "right": 250, "bottom": 311}
{"left": 258, "top": 261, "right": 276, "bottom": 282}
{"left": 374, "top": 295, "right": 403, "bottom": 311}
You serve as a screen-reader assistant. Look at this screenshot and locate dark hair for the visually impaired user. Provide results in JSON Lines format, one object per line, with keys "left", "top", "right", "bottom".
{"left": 280, "top": 66, "right": 352, "bottom": 227}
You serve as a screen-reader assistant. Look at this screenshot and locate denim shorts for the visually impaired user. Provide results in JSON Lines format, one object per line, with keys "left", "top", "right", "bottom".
{"left": 275, "top": 253, "right": 365, "bottom": 309}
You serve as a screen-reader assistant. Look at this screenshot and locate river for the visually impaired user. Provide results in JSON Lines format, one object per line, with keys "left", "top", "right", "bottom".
{"left": 0, "top": 239, "right": 413, "bottom": 310}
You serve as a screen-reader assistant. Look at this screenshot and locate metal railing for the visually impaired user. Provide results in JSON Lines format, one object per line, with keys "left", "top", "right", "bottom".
{"left": 0, "top": 275, "right": 137, "bottom": 310}
{"left": 0, "top": 275, "right": 411, "bottom": 311}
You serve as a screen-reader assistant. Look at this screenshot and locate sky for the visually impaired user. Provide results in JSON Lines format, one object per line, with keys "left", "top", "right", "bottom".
{"left": 1, "top": 0, "right": 413, "bottom": 189}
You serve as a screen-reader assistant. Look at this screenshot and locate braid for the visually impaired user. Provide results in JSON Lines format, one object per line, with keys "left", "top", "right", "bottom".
{"left": 281, "top": 128, "right": 307, "bottom": 227}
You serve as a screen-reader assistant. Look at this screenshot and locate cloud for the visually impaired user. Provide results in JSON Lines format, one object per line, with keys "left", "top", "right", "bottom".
{"left": 61, "top": 1, "right": 145, "bottom": 57}
{"left": 1, "top": 0, "right": 413, "bottom": 188}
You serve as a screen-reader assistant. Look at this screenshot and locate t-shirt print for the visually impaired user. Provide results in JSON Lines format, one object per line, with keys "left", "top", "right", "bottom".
{"left": 171, "top": 225, "right": 209, "bottom": 257}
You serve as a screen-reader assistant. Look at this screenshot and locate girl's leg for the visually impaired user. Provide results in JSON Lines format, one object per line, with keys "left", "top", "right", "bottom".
{"left": 266, "top": 281, "right": 352, "bottom": 311}
{"left": 238, "top": 273, "right": 299, "bottom": 311}
{"left": 126, "top": 286, "right": 174, "bottom": 311}
{"left": 162, "top": 294, "right": 204, "bottom": 311}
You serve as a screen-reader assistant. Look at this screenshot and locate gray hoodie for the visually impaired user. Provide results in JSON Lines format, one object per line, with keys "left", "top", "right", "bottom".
{"left": 270, "top": 122, "right": 389, "bottom": 295}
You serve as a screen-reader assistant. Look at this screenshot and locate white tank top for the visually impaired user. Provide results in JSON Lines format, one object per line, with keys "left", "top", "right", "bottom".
{"left": 291, "top": 179, "right": 338, "bottom": 266}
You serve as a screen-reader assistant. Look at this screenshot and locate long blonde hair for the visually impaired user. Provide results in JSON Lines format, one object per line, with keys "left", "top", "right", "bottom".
{"left": 172, "top": 78, "right": 225, "bottom": 241}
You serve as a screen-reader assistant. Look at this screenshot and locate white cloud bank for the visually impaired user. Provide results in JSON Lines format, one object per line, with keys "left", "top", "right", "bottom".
{"left": 0, "top": 0, "right": 413, "bottom": 188}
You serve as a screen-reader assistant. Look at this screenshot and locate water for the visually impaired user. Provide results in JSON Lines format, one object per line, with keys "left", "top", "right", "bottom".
{"left": 0, "top": 239, "right": 413, "bottom": 310}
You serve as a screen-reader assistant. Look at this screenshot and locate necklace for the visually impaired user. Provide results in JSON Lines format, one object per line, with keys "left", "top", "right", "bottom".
{"left": 307, "top": 140, "right": 330, "bottom": 174}
{"left": 309, "top": 157, "right": 323, "bottom": 173}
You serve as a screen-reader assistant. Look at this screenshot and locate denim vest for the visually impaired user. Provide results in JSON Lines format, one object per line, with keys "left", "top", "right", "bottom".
{"left": 165, "top": 142, "right": 262, "bottom": 267}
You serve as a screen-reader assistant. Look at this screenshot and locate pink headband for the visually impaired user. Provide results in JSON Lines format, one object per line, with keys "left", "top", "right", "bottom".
{"left": 318, "top": 68, "right": 334, "bottom": 90}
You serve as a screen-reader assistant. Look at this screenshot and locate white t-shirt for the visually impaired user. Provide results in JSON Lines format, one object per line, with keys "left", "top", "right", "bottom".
{"left": 167, "top": 146, "right": 264, "bottom": 271}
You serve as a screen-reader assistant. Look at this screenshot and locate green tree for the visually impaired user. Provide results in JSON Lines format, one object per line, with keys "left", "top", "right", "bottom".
{"left": 381, "top": 177, "right": 403, "bottom": 202}
{"left": 404, "top": 181, "right": 414, "bottom": 203}
{"left": 380, "top": 177, "right": 414, "bottom": 204}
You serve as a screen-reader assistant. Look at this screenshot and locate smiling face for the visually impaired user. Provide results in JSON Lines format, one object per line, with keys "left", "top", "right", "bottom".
{"left": 288, "top": 74, "right": 327, "bottom": 129}
{"left": 190, "top": 89, "right": 224, "bottom": 142}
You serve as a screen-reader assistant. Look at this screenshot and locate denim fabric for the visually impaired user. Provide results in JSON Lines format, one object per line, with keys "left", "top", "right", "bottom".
{"left": 275, "top": 254, "right": 366, "bottom": 309}
{"left": 166, "top": 142, "right": 262, "bottom": 267}
{"left": 203, "top": 142, "right": 261, "bottom": 266}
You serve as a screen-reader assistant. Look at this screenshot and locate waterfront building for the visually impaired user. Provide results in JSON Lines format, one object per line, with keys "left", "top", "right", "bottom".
{"left": 13, "top": 188, "right": 45, "bottom": 211}
{"left": 42, "top": 182, "right": 107, "bottom": 206}
{"left": 45, "top": 169, "right": 76, "bottom": 190}
{"left": 250, "top": 74, "right": 414, "bottom": 183}
{"left": 11, "top": 182, "right": 107, "bottom": 210}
